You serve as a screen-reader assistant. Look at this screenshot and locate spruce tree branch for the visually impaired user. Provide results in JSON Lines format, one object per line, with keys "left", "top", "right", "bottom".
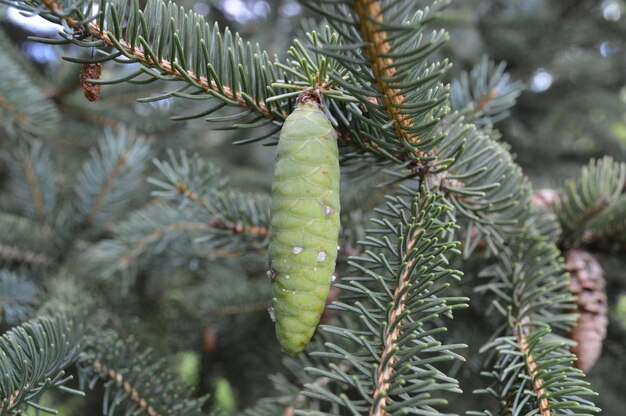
{"left": 517, "top": 328, "right": 551, "bottom": 416}
{"left": 206, "top": 301, "right": 271, "bottom": 316}
{"left": 207, "top": 217, "right": 269, "bottom": 238}
{"left": 0, "top": 93, "right": 29, "bottom": 123}
{"left": 38, "top": 0, "right": 283, "bottom": 121}
{"left": 91, "top": 359, "right": 161, "bottom": 416}
{"left": 35, "top": 0, "right": 435, "bottom": 160}
{"left": 0, "top": 243, "right": 56, "bottom": 267}
{"left": 353, "top": 0, "right": 422, "bottom": 149}
{"left": 118, "top": 221, "right": 211, "bottom": 268}
{"left": 82, "top": 149, "right": 127, "bottom": 229}
{"left": 297, "top": 362, "right": 351, "bottom": 410}
{"left": 175, "top": 183, "right": 269, "bottom": 238}
{"left": 21, "top": 157, "right": 48, "bottom": 227}
{"left": 86, "top": 23, "right": 280, "bottom": 119}
{"left": 370, "top": 224, "right": 419, "bottom": 416}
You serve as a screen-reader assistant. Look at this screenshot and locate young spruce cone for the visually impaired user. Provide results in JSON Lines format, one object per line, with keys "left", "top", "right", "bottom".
{"left": 566, "top": 249, "right": 608, "bottom": 372}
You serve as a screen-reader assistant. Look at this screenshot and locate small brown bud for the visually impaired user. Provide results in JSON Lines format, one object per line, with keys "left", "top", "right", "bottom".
{"left": 79, "top": 63, "right": 103, "bottom": 102}
{"left": 202, "top": 326, "right": 218, "bottom": 353}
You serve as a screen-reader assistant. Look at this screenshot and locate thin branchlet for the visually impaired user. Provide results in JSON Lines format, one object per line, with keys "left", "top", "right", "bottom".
{"left": 22, "top": 157, "right": 48, "bottom": 226}
{"left": 517, "top": 328, "right": 551, "bottom": 416}
{"left": 82, "top": 149, "right": 127, "bottom": 229}
{"left": 354, "top": 0, "right": 421, "bottom": 148}
{"left": 370, "top": 223, "right": 420, "bottom": 416}
{"left": 39, "top": 0, "right": 282, "bottom": 119}
{"left": 0, "top": 243, "right": 55, "bottom": 267}
{"left": 0, "top": 93, "right": 29, "bottom": 122}
{"left": 175, "top": 183, "right": 269, "bottom": 237}
{"left": 92, "top": 359, "right": 161, "bottom": 416}
{"left": 118, "top": 221, "right": 211, "bottom": 267}
{"left": 39, "top": 0, "right": 399, "bottom": 160}
{"left": 86, "top": 23, "right": 281, "bottom": 119}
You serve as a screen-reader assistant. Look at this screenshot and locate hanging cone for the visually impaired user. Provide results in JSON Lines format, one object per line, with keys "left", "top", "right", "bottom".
{"left": 566, "top": 249, "right": 608, "bottom": 371}
{"left": 79, "top": 63, "right": 103, "bottom": 102}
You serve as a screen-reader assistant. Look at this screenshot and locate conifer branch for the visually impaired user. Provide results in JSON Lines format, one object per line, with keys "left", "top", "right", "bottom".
{"left": 152, "top": 151, "right": 270, "bottom": 241}
{"left": 174, "top": 183, "right": 268, "bottom": 237}
{"left": 79, "top": 332, "right": 207, "bottom": 416}
{"left": 0, "top": 213, "right": 56, "bottom": 268}
{"left": 370, "top": 226, "right": 420, "bottom": 416}
{"left": 353, "top": 0, "right": 420, "bottom": 148}
{"left": 0, "top": 94, "right": 29, "bottom": 123}
{"left": 117, "top": 221, "right": 211, "bottom": 268}
{"left": 0, "top": 315, "right": 84, "bottom": 415}
{"left": 73, "top": 130, "right": 151, "bottom": 233}
{"left": 517, "top": 328, "right": 551, "bottom": 416}
{"left": 0, "top": 244, "right": 56, "bottom": 268}
{"left": 474, "top": 235, "right": 599, "bottom": 415}
{"left": 3, "top": 142, "right": 57, "bottom": 227}
{"left": 91, "top": 359, "right": 162, "bottom": 416}
{"left": 31, "top": 0, "right": 289, "bottom": 132}
{"left": 81, "top": 22, "right": 280, "bottom": 120}
{"left": 584, "top": 195, "right": 626, "bottom": 245}
{"left": 82, "top": 149, "right": 127, "bottom": 229}
{"left": 302, "top": 190, "right": 466, "bottom": 414}
{"left": 21, "top": 158, "right": 48, "bottom": 226}
{"left": 0, "top": 28, "right": 60, "bottom": 137}
{"left": 0, "top": 271, "right": 37, "bottom": 325}
{"left": 555, "top": 157, "right": 625, "bottom": 241}
{"left": 450, "top": 57, "right": 524, "bottom": 124}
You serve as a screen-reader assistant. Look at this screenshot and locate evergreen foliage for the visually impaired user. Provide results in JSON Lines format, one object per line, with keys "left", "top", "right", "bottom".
{"left": 0, "top": 314, "right": 84, "bottom": 415}
{"left": 0, "top": 0, "right": 623, "bottom": 414}
{"left": 0, "top": 271, "right": 37, "bottom": 324}
{"left": 302, "top": 191, "right": 466, "bottom": 414}
{"left": 473, "top": 235, "right": 597, "bottom": 415}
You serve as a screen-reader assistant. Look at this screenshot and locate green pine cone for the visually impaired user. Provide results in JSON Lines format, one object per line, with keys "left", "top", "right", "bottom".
{"left": 268, "top": 100, "right": 340, "bottom": 355}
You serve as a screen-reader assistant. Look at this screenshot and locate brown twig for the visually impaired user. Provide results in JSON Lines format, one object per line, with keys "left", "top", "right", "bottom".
{"left": 0, "top": 244, "right": 55, "bottom": 267}
{"left": 207, "top": 217, "right": 269, "bottom": 238}
{"left": 40, "top": 0, "right": 280, "bottom": 117}
{"left": 118, "top": 221, "right": 210, "bottom": 267}
{"left": 517, "top": 330, "right": 552, "bottom": 416}
{"left": 22, "top": 157, "right": 48, "bottom": 227}
{"left": 83, "top": 150, "right": 127, "bottom": 229}
{"left": 354, "top": 0, "right": 421, "bottom": 149}
{"left": 176, "top": 182, "right": 269, "bottom": 238}
{"left": 92, "top": 359, "right": 160, "bottom": 416}
{"left": 4, "top": 387, "right": 23, "bottom": 412}
{"left": 39, "top": 0, "right": 403, "bottom": 161}
{"left": 0, "top": 93, "right": 29, "bottom": 123}
{"left": 369, "top": 228, "right": 420, "bottom": 416}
